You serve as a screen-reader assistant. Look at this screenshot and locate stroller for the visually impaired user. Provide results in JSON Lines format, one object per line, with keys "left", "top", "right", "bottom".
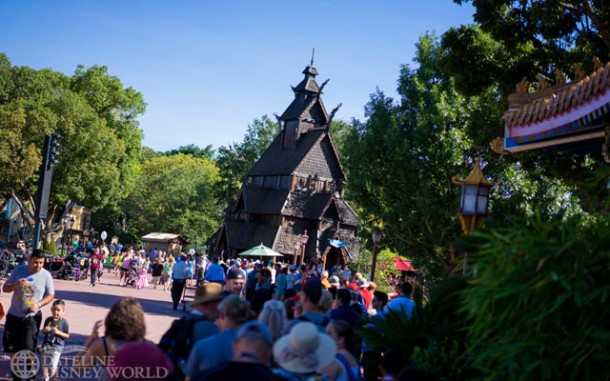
{"left": 46, "top": 257, "right": 65, "bottom": 278}
{"left": 125, "top": 260, "right": 138, "bottom": 287}
{"left": 58, "top": 255, "right": 87, "bottom": 281}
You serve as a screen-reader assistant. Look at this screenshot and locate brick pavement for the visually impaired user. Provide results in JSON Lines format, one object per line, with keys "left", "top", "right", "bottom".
{"left": 0, "top": 269, "right": 192, "bottom": 380}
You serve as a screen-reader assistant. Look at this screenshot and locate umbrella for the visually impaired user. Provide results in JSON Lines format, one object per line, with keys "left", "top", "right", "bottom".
{"left": 394, "top": 256, "right": 416, "bottom": 272}
{"left": 238, "top": 243, "right": 283, "bottom": 257}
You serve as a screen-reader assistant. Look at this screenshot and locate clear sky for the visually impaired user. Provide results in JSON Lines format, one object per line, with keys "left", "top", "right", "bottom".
{"left": 1, "top": 1, "right": 475, "bottom": 152}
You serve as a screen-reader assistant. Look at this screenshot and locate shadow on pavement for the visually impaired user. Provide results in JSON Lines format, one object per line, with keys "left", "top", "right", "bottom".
{"left": 54, "top": 288, "right": 183, "bottom": 319}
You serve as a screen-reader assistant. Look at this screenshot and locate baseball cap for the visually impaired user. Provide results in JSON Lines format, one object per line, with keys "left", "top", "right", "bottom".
{"left": 227, "top": 268, "right": 246, "bottom": 280}
{"left": 237, "top": 321, "right": 273, "bottom": 346}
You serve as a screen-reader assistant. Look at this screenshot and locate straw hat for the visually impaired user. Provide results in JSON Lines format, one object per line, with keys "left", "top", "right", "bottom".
{"left": 273, "top": 322, "right": 336, "bottom": 374}
{"left": 190, "top": 283, "right": 223, "bottom": 306}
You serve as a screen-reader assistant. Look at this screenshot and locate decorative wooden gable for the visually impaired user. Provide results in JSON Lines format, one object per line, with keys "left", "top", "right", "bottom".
{"left": 496, "top": 58, "right": 610, "bottom": 157}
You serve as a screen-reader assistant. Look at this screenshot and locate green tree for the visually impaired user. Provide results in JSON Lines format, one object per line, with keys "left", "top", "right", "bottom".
{"left": 440, "top": 1, "right": 610, "bottom": 201}
{"left": 0, "top": 54, "right": 146, "bottom": 243}
{"left": 343, "top": 33, "right": 573, "bottom": 277}
{"left": 215, "top": 115, "right": 278, "bottom": 206}
{"left": 162, "top": 144, "right": 215, "bottom": 160}
{"left": 123, "top": 154, "right": 222, "bottom": 241}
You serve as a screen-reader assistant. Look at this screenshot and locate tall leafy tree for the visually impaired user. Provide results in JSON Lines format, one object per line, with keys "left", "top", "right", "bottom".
{"left": 440, "top": 1, "right": 610, "bottom": 201}
{"left": 0, "top": 54, "right": 146, "bottom": 242}
{"left": 343, "top": 34, "right": 573, "bottom": 277}
{"left": 123, "top": 154, "right": 222, "bottom": 243}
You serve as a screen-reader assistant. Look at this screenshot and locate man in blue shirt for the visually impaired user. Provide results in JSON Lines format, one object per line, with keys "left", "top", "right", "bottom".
{"left": 171, "top": 255, "right": 189, "bottom": 310}
{"left": 383, "top": 282, "right": 415, "bottom": 319}
{"left": 204, "top": 257, "right": 225, "bottom": 285}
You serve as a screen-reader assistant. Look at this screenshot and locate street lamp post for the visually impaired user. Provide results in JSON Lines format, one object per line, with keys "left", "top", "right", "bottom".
{"left": 370, "top": 228, "right": 382, "bottom": 282}
{"left": 61, "top": 216, "right": 69, "bottom": 256}
{"left": 452, "top": 157, "right": 495, "bottom": 274}
{"left": 65, "top": 217, "right": 75, "bottom": 256}
{"left": 293, "top": 241, "right": 300, "bottom": 265}
{"left": 299, "top": 232, "right": 309, "bottom": 266}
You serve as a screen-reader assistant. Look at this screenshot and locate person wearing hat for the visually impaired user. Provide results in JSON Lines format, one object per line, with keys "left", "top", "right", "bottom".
{"left": 273, "top": 321, "right": 338, "bottom": 380}
{"left": 159, "top": 283, "right": 223, "bottom": 381}
{"left": 357, "top": 278, "right": 373, "bottom": 311}
{"left": 195, "top": 322, "right": 279, "bottom": 381}
{"left": 185, "top": 295, "right": 252, "bottom": 381}
{"left": 225, "top": 267, "right": 246, "bottom": 297}
{"left": 328, "top": 275, "right": 340, "bottom": 288}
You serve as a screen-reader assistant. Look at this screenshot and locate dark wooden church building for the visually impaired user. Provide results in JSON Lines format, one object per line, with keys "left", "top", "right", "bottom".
{"left": 214, "top": 64, "right": 360, "bottom": 266}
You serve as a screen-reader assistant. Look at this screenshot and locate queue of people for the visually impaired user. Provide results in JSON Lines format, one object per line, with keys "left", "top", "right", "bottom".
{"left": 1, "top": 247, "right": 420, "bottom": 381}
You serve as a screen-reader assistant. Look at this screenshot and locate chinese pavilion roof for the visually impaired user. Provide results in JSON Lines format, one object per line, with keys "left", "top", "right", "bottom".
{"left": 500, "top": 58, "right": 610, "bottom": 154}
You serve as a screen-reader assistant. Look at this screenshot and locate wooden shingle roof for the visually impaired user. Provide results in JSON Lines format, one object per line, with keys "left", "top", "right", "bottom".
{"left": 248, "top": 129, "right": 326, "bottom": 176}
{"left": 225, "top": 221, "right": 280, "bottom": 251}
{"left": 241, "top": 187, "right": 289, "bottom": 214}
{"left": 281, "top": 95, "right": 319, "bottom": 120}
{"left": 282, "top": 192, "right": 359, "bottom": 227}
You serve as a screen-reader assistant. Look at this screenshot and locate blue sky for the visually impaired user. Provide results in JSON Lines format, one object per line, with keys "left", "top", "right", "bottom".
{"left": 1, "top": 1, "right": 475, "bottom": 152}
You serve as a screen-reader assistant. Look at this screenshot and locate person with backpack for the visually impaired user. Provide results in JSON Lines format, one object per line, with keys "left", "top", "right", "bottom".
{"left": 284, "top": 279, "right": 331, "bottom": 334}
{"left": 159, "top": 283, "right": 224, "bottom": 381}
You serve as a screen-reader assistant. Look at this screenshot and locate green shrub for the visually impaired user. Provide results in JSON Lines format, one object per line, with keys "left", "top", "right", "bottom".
{"left": 460, "top": 213, "right": 610, "bottom": 380}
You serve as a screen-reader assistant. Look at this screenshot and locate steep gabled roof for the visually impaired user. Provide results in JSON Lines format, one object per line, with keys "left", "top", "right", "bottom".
{"left": 242, "top": 186, "right": 289, "bottom": 214}
{"left": 247, "top": 129, "right": 326, "bottom": 176}
{"left": 281, "top": 95, "right": 319, "bottom": 121}
{"left": 226, "top": 221, "right": 280, "bottom": 251}
{"left": 282, "top": 191, "right": 359, "bottom": 227}
{"left": 296, "top": 133, "right": 346, "bottom": 181}
{"left": 283, "top": 192, "right": 333, "bottom": 219}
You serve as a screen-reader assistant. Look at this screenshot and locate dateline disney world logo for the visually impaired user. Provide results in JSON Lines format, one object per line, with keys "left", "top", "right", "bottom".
{"left": 9, "top": 345, "right": 170, "bottom": 379}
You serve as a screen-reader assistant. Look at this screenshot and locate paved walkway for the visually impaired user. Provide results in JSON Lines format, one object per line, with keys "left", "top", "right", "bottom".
{"left": 0, "top": 269, "right": 191, "bottom": 380}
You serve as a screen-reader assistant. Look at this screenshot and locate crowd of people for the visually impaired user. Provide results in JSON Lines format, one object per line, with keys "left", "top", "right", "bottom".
{"left": 1, "top": 244, "right": 421, "bottom": 381}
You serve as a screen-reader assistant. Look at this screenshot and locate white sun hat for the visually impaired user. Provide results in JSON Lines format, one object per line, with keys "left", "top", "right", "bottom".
{"left": 273, "top": 322, "right": 336, "bottom": 374}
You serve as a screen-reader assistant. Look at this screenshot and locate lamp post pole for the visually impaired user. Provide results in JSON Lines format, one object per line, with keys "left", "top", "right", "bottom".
{"left": 62, "top": 219, "right": 68, "bottom": 256}
{"left": 370, "top": 228, "right": 382, "bottom": 282}
{"left": 299, "top": 232, "right": 309, "bottom": 266}
{"left": 293, "top": 242, "right": 300, "bottom": 265}
{"left": 452, "top": 157, "right": 495, "bottom": 275}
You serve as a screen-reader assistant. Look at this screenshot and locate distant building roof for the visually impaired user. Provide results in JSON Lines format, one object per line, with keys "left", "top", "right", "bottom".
{"left": 141, "top": 232, "right": 188, "bottom": 245}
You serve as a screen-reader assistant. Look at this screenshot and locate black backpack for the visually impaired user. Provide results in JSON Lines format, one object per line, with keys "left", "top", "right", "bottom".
{"left": 158, "top": 314, "right": 209, "bottom": 380}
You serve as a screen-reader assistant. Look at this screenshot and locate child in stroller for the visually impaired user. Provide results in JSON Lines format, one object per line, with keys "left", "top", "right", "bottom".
{"left": 125, "top": 260, "right": 138, "bottom": 287}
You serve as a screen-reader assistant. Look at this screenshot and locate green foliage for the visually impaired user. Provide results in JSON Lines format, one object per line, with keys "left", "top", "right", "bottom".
{"left": 359, "top": 275, "right": 477, "bottom": 380}
{"left": 440, "top": 1, "right": 610, "bottom": 198}
{"left": 162, "top": 144, "right": 215, "bottom": 160}
{"left": 215, "top": 115, "right": 278, "bottom": 206}
{"left": 0, "top": 54, "right": 146, "bottom": 229}
{"left": 123, "top": 154, "right": 222, "bottom": 242}
{"left": 344, "top": 33, "right": 576, "bottom": 279}
{"left": 460, "top": 213, "right": 610, "bottom": 380}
